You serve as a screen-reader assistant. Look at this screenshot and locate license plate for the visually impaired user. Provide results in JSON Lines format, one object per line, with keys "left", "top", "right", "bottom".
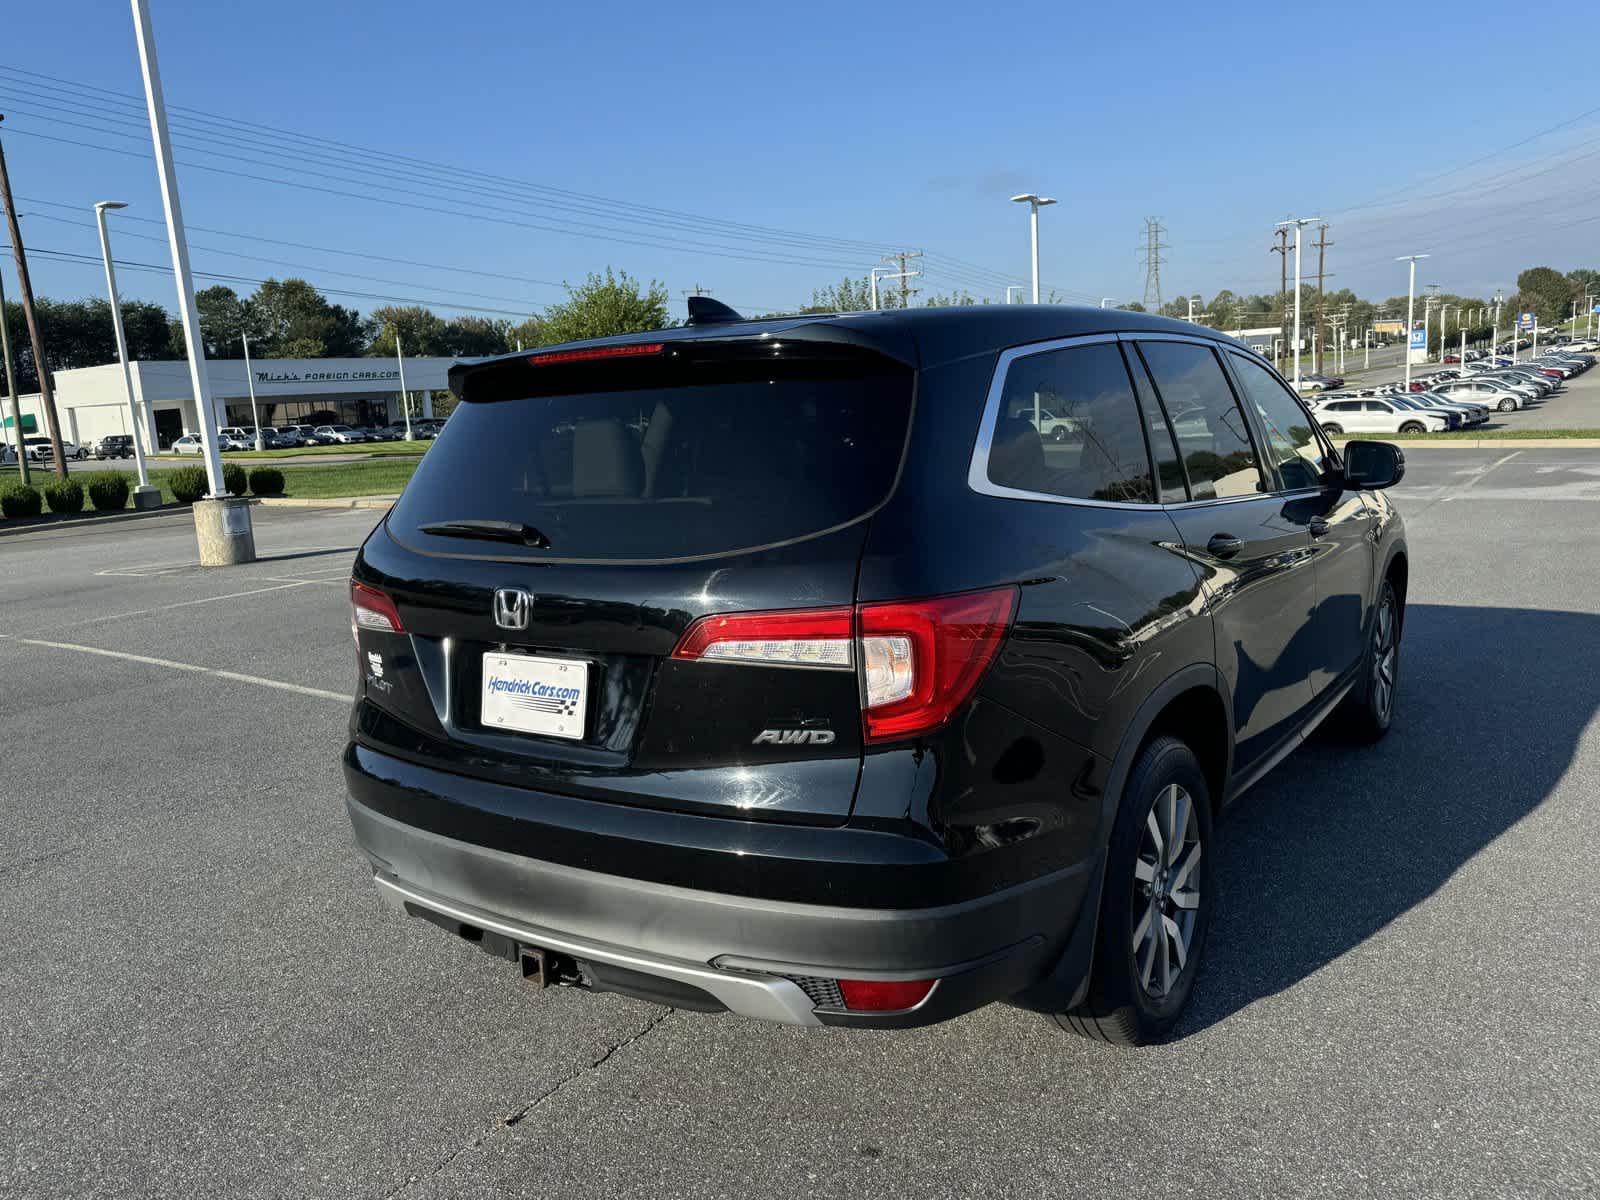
{"left": 481, "top": 652, "right": 590, "bottom": 740}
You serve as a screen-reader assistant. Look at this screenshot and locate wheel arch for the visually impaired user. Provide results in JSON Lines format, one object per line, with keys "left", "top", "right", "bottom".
{"left": 1011, "top": 662, "right": 1233, "bottom": 1016}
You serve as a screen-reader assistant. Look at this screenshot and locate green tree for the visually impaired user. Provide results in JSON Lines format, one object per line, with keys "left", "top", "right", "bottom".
{"left": 923, "top": 290, "right": 982, "bottom": 306}
{"left": 802, "top": 275, "right": 895, "bottom": 313}
{"left": 5, "top": 297, "right": 172, "bottom": 393}
{"left": 442, "top": 315, "right": 512, "bottom": 356}
{"left": 534, "top": 268, "right": 670, "bottom": 344}
{"left": 248, "top": 278, "right": 370, "bottom": 357}
{"left": 168, "top": 286, "right": 249, "bottom": 359}
{"left": 508, "top": 316, "right": 544, "bottom": 350}
{"left": 1514, "top": 267, "right": 1576, "bottom": 326}
{"left": 367, "top": 305, "right": 448, "bottom": 357}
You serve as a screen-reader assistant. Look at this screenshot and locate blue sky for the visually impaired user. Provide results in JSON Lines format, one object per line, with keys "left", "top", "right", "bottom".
{"left": 1, "top": 0, "right": 1594, "bottom": 325}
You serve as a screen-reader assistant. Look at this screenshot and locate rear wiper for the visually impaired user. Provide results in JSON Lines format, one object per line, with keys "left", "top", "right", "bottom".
{"left": 417, "top": 519, "right": 551, "bottom": 548}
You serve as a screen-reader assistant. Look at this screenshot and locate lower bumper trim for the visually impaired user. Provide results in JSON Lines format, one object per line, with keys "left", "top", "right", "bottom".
{"left": 374, "top": 873, "right": 825, "bottom": 1026}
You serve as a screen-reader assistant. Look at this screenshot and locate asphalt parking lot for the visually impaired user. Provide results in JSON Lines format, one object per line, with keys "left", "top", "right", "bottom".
{"left": 3, "top": 453, "right": 1598, "bottom": 1200}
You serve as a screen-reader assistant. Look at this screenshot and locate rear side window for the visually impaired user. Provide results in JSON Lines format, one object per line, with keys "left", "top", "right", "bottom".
{"left": 1228, "top": 353, "right": 1327, "bottom": 490}
{"left": 390, "top": 365, "right": 912, "bottom": 562}
{"left": 1136, "top": 341, "right": 1265, "bottom": 501}
{"left": 986, "top": 342, "right": 1156, "bottom": 503}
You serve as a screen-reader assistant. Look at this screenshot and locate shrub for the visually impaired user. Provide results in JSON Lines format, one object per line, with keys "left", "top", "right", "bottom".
{"left": 42, "top": 478, "right": 85, "bottom": 514}
{"left": 248, "top": 466, "right": 285, "bottom": 496}
{"left": 223, "top": 462, "right": 248, "bottom": 497}
{"left": 168, "top": 465, "right": 209, "bottom": 505}
{"left": 86, "top": 471, "right": 131, "bottom": 511}
{"left": 0, "top": 483, "right": 43, "bottom": 519}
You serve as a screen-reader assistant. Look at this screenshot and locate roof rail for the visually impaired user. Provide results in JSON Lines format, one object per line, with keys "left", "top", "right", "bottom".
{"left": 685, "top": 296, "right": 745, "bottom": 326}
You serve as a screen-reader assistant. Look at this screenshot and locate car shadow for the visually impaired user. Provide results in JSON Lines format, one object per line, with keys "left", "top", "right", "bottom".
{"left": 1179, "top": 602, "right": 1598, "bottom": 1036}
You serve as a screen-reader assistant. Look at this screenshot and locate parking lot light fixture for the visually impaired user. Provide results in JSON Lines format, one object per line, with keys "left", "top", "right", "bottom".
{"left": 1395, "top": 254, "right": 1429, "bottom": 391}
{"left": 1277, "top": 218, "right": 1319, "bottom": 389}
{"left": 93, "top": 199, "right": 159, "bottom": 506}
{"left": 1011, "top": 194, "right": 1056, "bottom": 304}
{"left": 1006, "top": 286, "right": 1025, "bottom": 304}
{"left": 1099, "top": 297, "right": 1117, "bottom": 309}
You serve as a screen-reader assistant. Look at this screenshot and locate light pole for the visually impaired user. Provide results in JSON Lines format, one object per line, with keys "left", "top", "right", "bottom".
{"left": 1006, "top": 286, "right": 1025, "bottom": 304}
{"left": 241, "top": 331, "right": 262, "bottom": 450}
{"left": 1277, "top": 217, "right": 1319, "bottom": 388}
{"left": 92, "top": 200, "right": 160, "bottom": 508}
{"left": 131, "top": 0, "right": 255, "bottom": 566}
{"left": 1185, "top": 296, "right": 1205, "bottom": 323}
{"left": 869, "top": 266, "right": 917, "bottom": 311}
{"left": 1099, "top": 297, "right": 1118, "bottom": 309}
{"left": 1010, "top": 193, "right": 1056, "bottom": 304}
{"left": 1395, "top": 254, "right": 1429, "bottom": 391}
{"left": 1438, "top": 303, "right": 1451, "bottom": 363}
{"left": 395, "top": 330, "right": 413, "bottom": 441}
{"left": 1492, "top": 290, "right": 1504, "bottom": 359}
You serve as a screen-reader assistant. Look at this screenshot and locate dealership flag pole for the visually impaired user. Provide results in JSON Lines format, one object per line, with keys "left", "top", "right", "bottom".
{"left": 396, "top": 331, "right": 413, "bottom": 441}
{"left": 131, "top": 0, "right": 253, "bottom": 563}
{"left": 242, "top": 332, "right": 262, "bottom": 450}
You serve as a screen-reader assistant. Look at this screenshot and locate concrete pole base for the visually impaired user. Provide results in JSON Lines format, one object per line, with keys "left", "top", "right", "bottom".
{"left": 193, "top": 496, "right": 256, "bottom": 566}
{"left": 131, "top": 484, "right": 163, "bottom": 511}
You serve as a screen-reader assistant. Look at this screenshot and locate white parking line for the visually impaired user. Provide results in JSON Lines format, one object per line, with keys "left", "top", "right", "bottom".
{"left": 60, "top": 580, "right": 320, "bottom": 628}
{"left": 0, "top": 634, "right": 349, "bottom": 702}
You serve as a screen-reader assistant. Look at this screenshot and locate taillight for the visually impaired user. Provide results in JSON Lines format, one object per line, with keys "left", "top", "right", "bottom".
{"left": 859, "top": 588, "right": 1017, "bottom": 741}
{"left": 669, "top": 587, "right": 1017, "bottom": 742}
{"left": 837, "top": 978, "right": 936, "bottom": 1011}
{"left": 350, "top": 581, "right": 405, "bottom": 635}
{"left": 672, "top": 607, "right": 853, "bottom": 668}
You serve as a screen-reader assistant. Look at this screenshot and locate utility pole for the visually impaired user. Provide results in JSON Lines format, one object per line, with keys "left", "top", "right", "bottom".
{"left": 882, "top": 250, "right": 923, "bottom": 309}
{"left": 1396, "top": 254, "right": 1429, "bottom": 392}
{"left": 1275, "top": 217, "right": 1319, "bottom": 389}
{"left": 1312, "top": 223, "right": 1331, "bottom": 374}
{"left": 0, "top": 258, "right": 29, "bottom": 484}
{"left": 1271, "top": 228, "right": 1289, "bottom": 374}
{"left": 0, "top": 116, "right": 68, "bottom": 478}
{"left": 1141, "top": 217, "right": 1167, "bottom": 313}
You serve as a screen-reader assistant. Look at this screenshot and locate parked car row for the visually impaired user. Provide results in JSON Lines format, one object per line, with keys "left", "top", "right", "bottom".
{"left": 1307, "top": 348, "right": 1593, "bottom": 435}
{"left": 164, "top": 418, "right": 446, "bottom": 454}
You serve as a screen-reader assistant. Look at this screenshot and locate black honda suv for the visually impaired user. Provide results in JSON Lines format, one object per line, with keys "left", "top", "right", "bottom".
{"left": 344, "top": 303, "right": 1408, "bottom": 1044}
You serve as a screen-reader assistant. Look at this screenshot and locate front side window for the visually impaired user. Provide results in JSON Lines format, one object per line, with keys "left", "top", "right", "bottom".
{"left": 1136, "top": 341, "right": 1264, "bottom": 501}
{"left": 987, "top": 341, "right": 1155, "bottom": 503}
{"left": 1228, "top": 353, "right": 1327, "bottom": 491}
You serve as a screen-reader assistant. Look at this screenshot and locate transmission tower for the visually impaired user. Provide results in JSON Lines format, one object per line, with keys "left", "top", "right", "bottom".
{"left": 1140, "top": 217, "right": 1168, "bottom": 312}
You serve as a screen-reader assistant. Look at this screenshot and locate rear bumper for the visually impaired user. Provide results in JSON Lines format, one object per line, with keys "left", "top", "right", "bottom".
{"left": 344, "top": 745, "right": 1093, "bottom": 1027}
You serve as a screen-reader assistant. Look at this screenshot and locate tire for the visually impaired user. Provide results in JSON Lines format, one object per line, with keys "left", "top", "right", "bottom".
{"left": 1321, "top": 423, "right": 1343, "bottom": 436}
{"left": 1051, "top": 427, "right": 1069, "bottom": 443}
{"left": 1498, "top": 397, "right": 1516, "bottom": 412}
{"left": 1056, "top": 735, "right": 1213, "bottom": 1045}
{"left": 1339, "top": 578, "right": 1401, "bottom": 742}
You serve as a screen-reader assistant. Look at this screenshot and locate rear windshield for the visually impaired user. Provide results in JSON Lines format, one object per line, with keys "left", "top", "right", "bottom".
{"left": 390, "top": 365, "right": 913, "bottom": 562}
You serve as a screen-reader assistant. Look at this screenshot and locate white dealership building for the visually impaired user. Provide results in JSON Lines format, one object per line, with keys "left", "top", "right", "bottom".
{"left": 10, "top": 355, "right": 457, "bottom": 450}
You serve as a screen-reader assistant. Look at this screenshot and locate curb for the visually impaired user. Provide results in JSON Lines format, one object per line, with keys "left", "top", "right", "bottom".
{"left": 254, "top": 496, "right": 398, "bottom": 509}
{"left": 0, "top": 502, "right": 185, "bottom": 538}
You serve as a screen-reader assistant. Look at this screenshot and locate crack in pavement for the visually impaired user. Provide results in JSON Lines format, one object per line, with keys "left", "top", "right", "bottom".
{"left": 378, "top": 1006, "right": 674, "bottom": 1199}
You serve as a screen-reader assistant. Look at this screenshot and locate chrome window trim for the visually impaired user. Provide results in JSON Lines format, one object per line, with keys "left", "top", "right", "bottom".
{"left": 966, "top": 330, "right": 1275, "bottom": 512}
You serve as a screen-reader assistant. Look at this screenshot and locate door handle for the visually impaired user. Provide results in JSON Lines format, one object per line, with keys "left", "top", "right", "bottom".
{"left": 1206, "top": 533, "right": 1243, "bottom": 559}
{"left": 1309, "top": 518, "right": 1330, "bottom": 537}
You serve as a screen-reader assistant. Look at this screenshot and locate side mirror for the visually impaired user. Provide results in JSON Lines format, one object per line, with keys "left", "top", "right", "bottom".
{"left": 1342, "top": 440, "right": 1406, "bottom": 490}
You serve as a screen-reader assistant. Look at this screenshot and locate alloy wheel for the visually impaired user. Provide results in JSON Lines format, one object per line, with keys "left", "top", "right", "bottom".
{"left": 1372, "top": 592, "right": 1398, "bottom": 721}
{"left": 1131, "top": 783, "right": 1202, "bottom": 999}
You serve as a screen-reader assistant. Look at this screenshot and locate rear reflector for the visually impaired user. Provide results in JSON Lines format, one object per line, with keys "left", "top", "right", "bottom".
{"left": 527, "top": 343, "right": 664, "bottom": 367}
{"left": 837, "top": 978, "right": 936, "bottom": 1012}
{"left": 672, "top": 607, "right": 853, "bottom": 668}
{"left": 351, "top": 581, "right": 405, "bottom": 634}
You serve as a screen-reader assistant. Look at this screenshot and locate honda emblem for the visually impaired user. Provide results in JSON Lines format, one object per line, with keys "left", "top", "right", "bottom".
{"left": 493, "top": 587, "right": 532, "bottom": 631}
